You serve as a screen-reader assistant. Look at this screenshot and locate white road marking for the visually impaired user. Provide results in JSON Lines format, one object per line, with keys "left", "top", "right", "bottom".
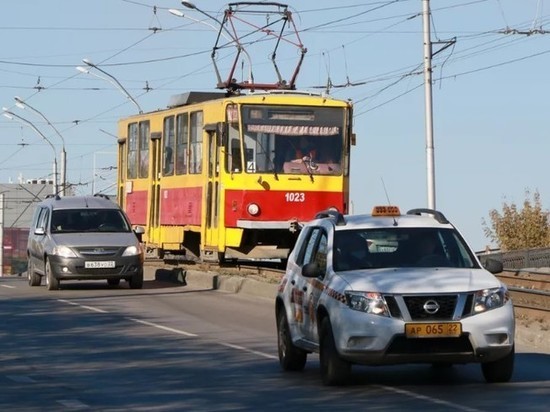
{"left": 57, "top": 399, "right": 89, "bottom": 409}
{"left": 219, "top": 342, "right": 278, "bottom": 360}
{"left": 127, "top": 317, "right": 198, "bottom": 337}
{"left": 57, "top": 299, "right": 108, "bottom": 313}
{"left": 376, "top": 385, "right": 484, "bottom": 412}
{"left": 1, "top": 285, "right": 16, "bottom": 289}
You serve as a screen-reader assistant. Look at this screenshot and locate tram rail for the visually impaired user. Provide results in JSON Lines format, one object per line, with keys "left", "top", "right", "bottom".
{"left": 498, "top": 269, "right": 550, "bottom": 322}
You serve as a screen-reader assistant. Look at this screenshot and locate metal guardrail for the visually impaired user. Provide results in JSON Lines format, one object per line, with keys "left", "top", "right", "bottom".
{"left": 477, "top": 247, "right": 550, "bottom": 270}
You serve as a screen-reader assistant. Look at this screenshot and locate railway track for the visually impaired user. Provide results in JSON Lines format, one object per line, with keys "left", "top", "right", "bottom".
{"left": 497, "top": 269, "right": 550, "bottom": 322}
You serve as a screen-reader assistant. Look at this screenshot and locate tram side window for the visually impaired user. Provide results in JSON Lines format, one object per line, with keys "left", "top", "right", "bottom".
{"left": 226, "top": 123, "right": 242, "bottom": 173}
{"left": 163, "top": 116, "right": 175, "bottom": 176}
{"left": 139, "top": 121, "right": 150, "bottom": 178}
{"left": 189, "top": 111, "right": 203, "bottom": 174}
{"left": 176, "top": 113, "right": 189, "bottom": 175}
{"left": 127, "top": 123, "right": 138, "bottom": 179}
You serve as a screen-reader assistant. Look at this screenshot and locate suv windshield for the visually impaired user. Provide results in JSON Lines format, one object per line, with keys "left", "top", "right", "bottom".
{"left": 51, "top": 209, "right": 130, "bottom": 233}
{"left": 333, "top": 228, "right": 479, "bottom": 271}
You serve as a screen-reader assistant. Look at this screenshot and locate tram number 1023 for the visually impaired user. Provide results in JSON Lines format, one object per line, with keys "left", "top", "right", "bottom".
{"left": 285, "top": 192, "right": 305, "bottom": 202}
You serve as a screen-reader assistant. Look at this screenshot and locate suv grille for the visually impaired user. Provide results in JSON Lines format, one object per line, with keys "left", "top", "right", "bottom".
{"left": 403, "top": 295, "right": 457, "bottom": 321}
{"left": 384, "top": 293, "right": 476, "bottom": 321}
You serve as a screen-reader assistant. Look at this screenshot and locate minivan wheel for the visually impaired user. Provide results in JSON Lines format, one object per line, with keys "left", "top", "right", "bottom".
{"left": 128, "top": 269, "right": 143, "bottom": 289}
{"left": 277, "top": 309, "right": 307, "bottom": 371}
{"left": 27, "top": 258, "right": 41, "bottom": 287}
{"left": 45, "top": 258, "right": 60, "bottom": 291}
{"left": 481, "top": 345, "right": 515, "bottom": 383}
{"left": 319, "top": 318, "right": 351, "bottom": 386}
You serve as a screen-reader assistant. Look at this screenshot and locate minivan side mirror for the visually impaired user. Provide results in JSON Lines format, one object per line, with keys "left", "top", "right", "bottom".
{"left": 34, "top": 227, "right": 45, "bottom": 236}
{"left": 133, "top": 226, "right": 145, "bottom": 242}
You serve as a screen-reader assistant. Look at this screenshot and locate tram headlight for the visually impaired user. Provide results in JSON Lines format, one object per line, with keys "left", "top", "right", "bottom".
{"left": 247, "top": 203, "right": 260, "bottom": 216}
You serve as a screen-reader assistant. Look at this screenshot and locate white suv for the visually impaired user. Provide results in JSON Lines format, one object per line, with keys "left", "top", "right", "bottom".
{"left": 275, "top": 206, "right": 515, "bottom": 385}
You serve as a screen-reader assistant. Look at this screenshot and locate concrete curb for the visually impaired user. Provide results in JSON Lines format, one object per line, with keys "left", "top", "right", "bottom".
{"left": 145, "top": 265, "right": 278, "bottom": 299}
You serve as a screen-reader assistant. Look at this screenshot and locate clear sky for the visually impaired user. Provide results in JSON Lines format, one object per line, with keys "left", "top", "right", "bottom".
{"left": 0, "top": 0, "right": 548, "bottom": 251}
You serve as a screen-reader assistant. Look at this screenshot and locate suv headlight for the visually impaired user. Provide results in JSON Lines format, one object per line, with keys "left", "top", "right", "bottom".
{"left": 473, "top": 286, "right": 510, "bottom": 313}
{"left": 345, "top": 291, "right": 390, "bottom": 317}
{"left": 52, "top": 245, "right": 77, "bottom": 258}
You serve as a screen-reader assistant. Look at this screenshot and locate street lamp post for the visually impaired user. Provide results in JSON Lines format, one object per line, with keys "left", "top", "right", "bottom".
{"left": 14, "top": 96, "right": 67, "bottom": 196}
{"left": 76, "top": 59, "right": 143, "bottom": 114}
{"left": 3, "top": 109, "right": 59, "bottom": 195}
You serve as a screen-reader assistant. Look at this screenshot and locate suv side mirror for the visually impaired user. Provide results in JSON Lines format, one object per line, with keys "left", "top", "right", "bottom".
{"left": 483, "top": 258, "right": 503, "bottom": 274}
{"left": 302, "top": 262, "right": 323, "bottom": 278}
{"left": 34, "top": 227, "right": 45, "bottom": 236}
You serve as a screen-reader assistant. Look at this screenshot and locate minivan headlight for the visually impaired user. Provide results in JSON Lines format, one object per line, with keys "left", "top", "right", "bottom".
{"left": 122, "top": 245, "right": 141, "bottom": 256}
{"left": 345, "top": 291, "right": 390, "bottom": 317}
{"left": 52, "top": 245, "right": 77, "bottom": 258}
{"left": 473, "top": 286, "right": 510, "bottom": 313}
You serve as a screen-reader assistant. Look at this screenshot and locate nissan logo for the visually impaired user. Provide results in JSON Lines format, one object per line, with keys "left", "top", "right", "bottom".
{"left": 423, "top": 300, "right": 440, "bottom": 314}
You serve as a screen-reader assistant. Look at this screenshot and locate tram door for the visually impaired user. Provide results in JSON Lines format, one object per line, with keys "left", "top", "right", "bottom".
{"left": 148, "top": 132, "right": 162, "bottom": 244}
{"left": 204, "top": 125, "right": 221, "bottom": 252}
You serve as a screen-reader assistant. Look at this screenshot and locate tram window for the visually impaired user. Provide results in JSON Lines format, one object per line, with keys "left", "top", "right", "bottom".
{"left": 225, "top": 123, "right": 241, "bottom": 173}
{"left": 127, "top": 123, "right": 138, "bottom": 179}
{"left": 228, "top": 138, "right": 242, "bottom": 173}
{"left": 139, "top": 121, "right": 149, "bottom": 178}
{"left": 163, "top": 116, "right": 175, "bottom": 176}
{"left": 176, "top": 113, "right": 188, "bottom": 175}
{"left": 243, "top": 132, "right": 275, "bottom": 173}
{"left": 189, "top": 111, "right": 203, "bottom": 174}
{"left": 241, "top": 105, "right": 345, "bottom": 175}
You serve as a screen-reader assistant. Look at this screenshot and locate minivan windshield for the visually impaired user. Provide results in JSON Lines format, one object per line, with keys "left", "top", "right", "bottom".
{"left": 51, "top": 209, "right": 131, "bottom": 233}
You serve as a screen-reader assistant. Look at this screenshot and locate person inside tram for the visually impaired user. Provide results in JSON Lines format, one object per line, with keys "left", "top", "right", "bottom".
{"left": 288, "top": 136, "right": 317, "bottom": 162}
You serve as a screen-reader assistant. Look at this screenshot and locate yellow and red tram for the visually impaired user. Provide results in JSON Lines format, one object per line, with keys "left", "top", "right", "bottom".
{"left": 116, "top": 90, "right": 354, "bottom": 262}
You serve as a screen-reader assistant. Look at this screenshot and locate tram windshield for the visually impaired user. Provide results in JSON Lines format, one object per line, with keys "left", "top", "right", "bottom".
{"left": 234, "top": 105, "right": 345, "bottom": 175}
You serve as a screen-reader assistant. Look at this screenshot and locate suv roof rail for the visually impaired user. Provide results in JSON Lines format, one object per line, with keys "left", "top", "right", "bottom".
{"left": 44, "top": 194, "right": 61, "bottom": 200}
{"left": 406, "top": 208, "right": 449, "bottom": 224}
{"left": 315, "top": 208, "right": 346, "bottom": 226}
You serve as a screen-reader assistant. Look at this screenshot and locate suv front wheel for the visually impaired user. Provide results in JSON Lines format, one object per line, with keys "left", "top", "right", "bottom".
{"left": 320, "top": 317, "right": 351, "bottom": 385}
{"left": 481, "top": 345, "right": 515, "bottom": 383}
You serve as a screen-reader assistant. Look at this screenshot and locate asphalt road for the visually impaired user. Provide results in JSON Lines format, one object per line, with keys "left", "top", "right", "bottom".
{"left": 0, "top": 273, "right": 549, "bottom": 411}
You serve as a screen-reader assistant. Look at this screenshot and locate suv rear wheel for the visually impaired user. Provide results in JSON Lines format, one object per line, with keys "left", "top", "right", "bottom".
{"left": 277, "top": 309, "right": 307, "bottom": 371}
{"left": 320, "top": 317, "right": 351, "bottom": 385}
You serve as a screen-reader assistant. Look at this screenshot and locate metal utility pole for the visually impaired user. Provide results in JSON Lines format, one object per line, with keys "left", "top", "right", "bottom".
{"left": 422, "top": 0, "right": 436, "bottom": 210}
